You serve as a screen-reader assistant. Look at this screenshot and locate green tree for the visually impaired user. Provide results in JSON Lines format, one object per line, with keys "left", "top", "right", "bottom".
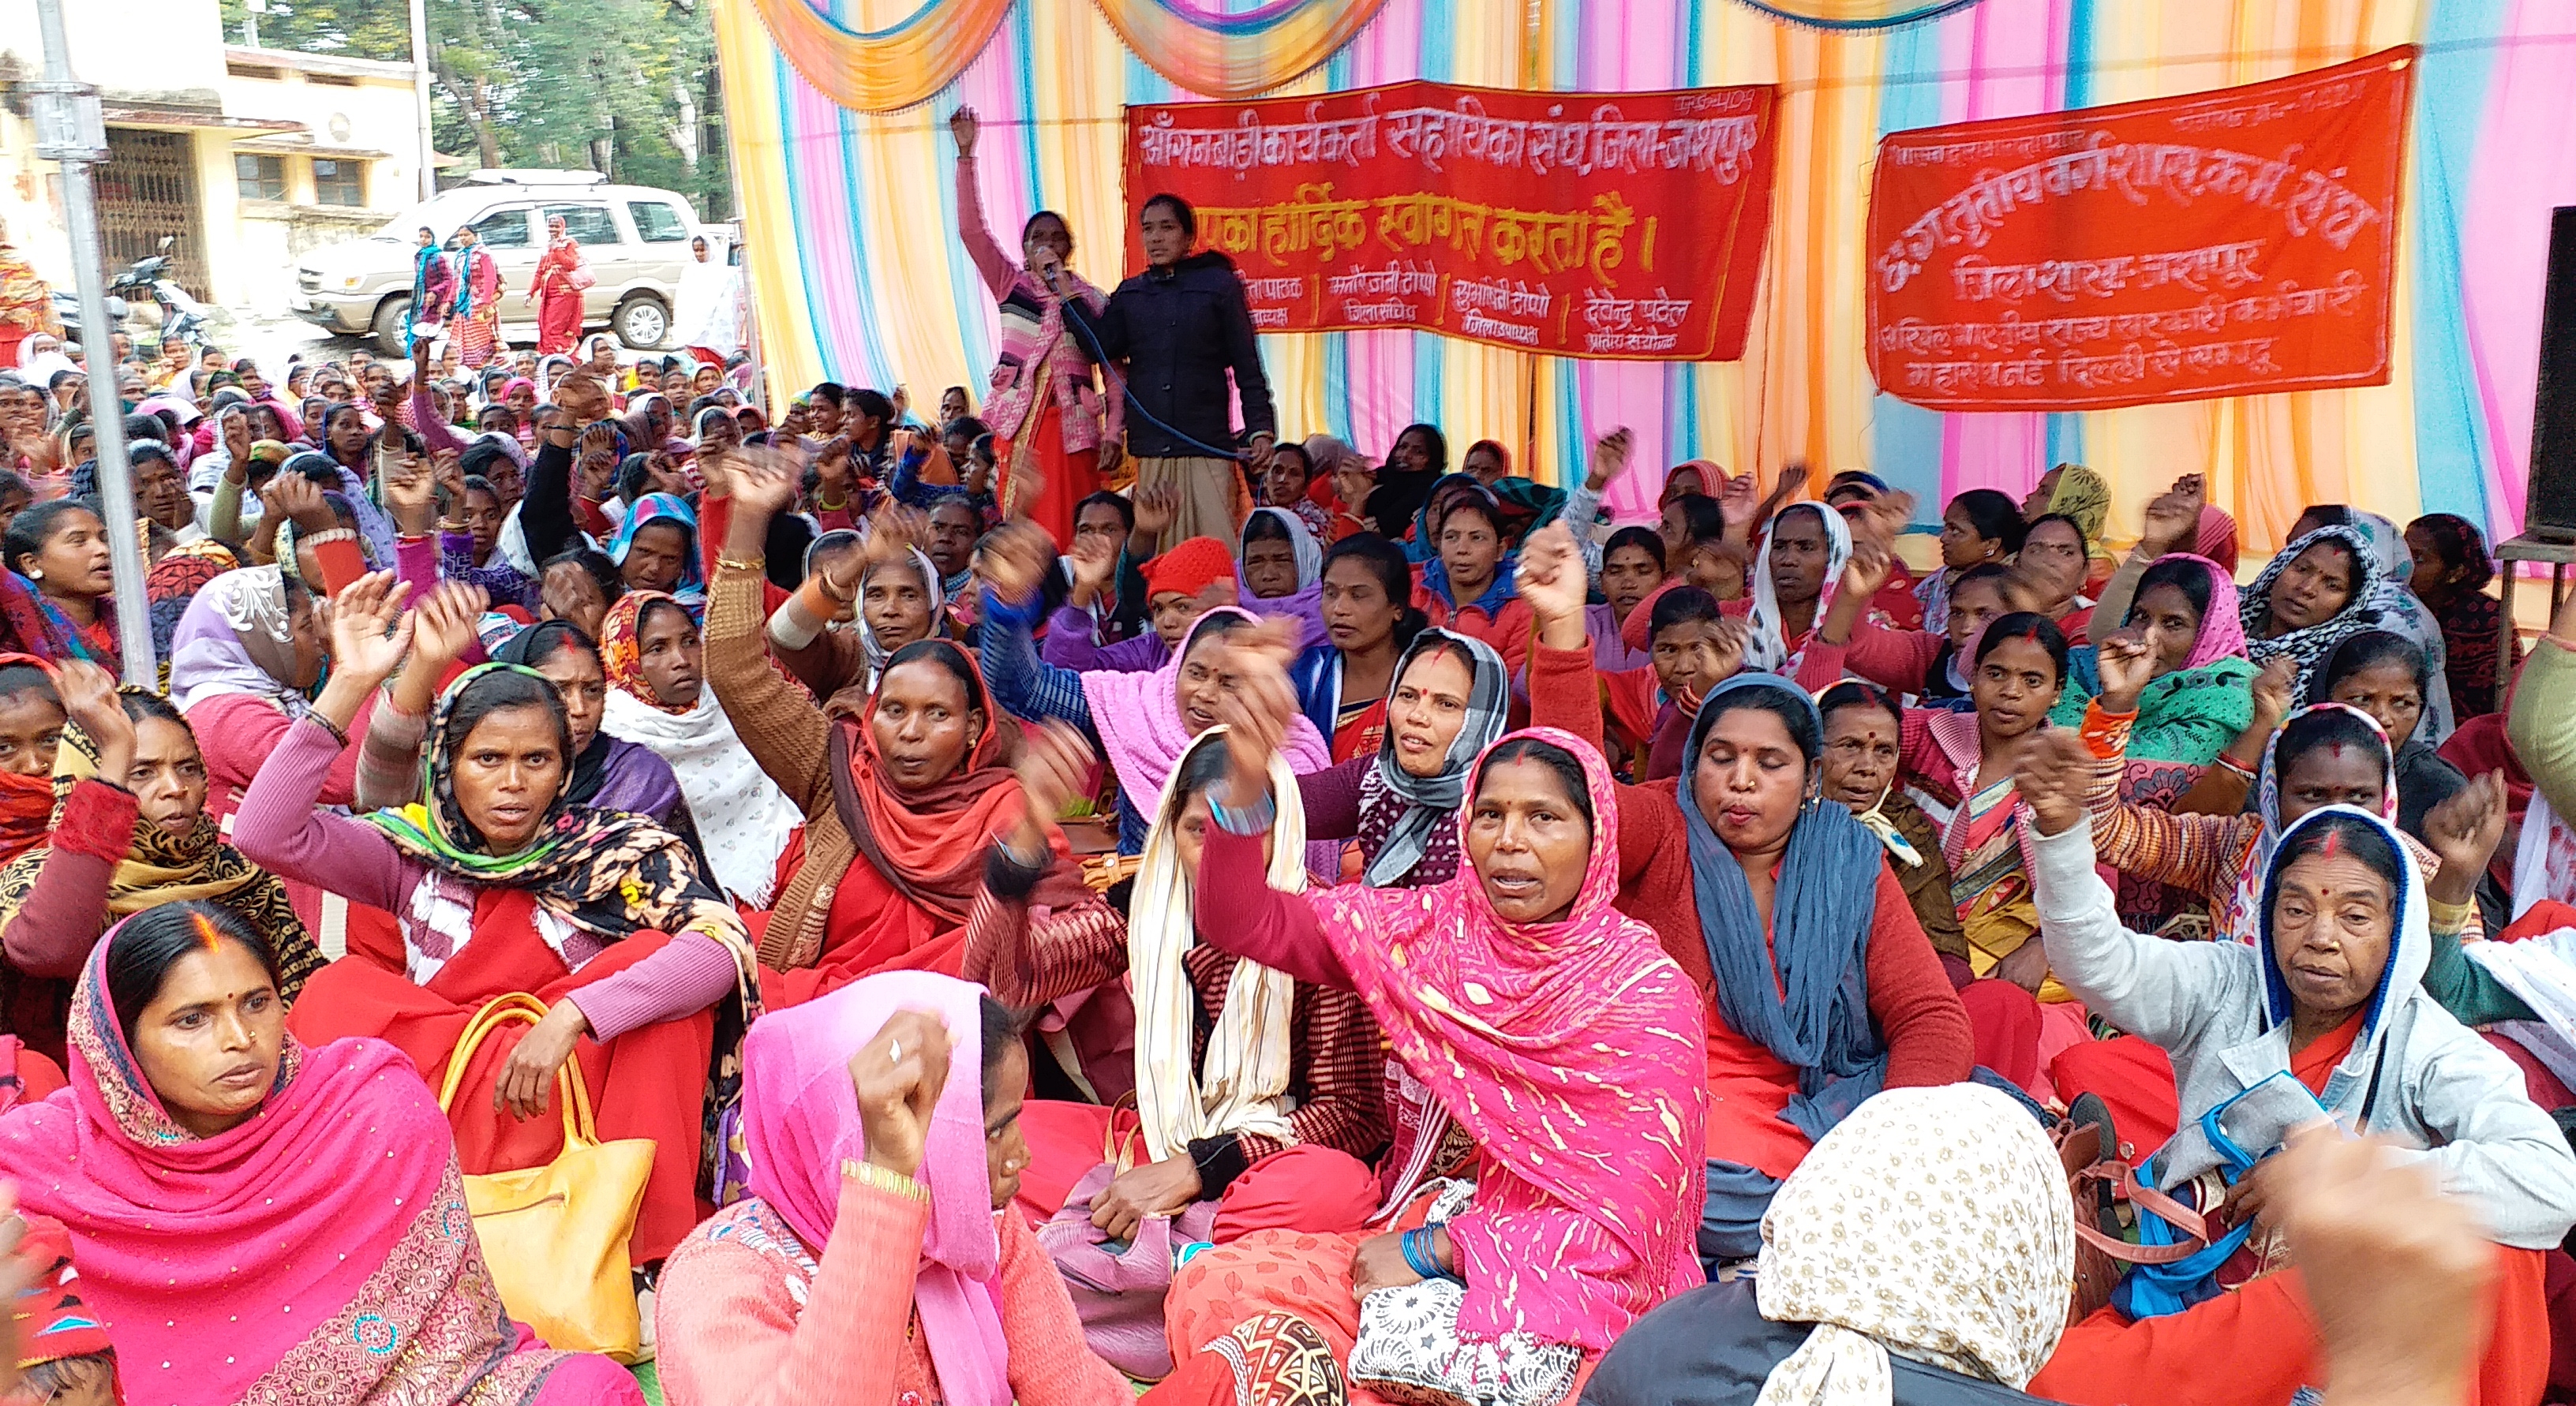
{"left": 229, "top": 0, "right": 732, "bottom": 219}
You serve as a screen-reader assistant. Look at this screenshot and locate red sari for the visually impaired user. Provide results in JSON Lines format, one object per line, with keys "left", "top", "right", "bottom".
{"left": 286, "top": 888, "right": 716, "bottom": 1262}
{"left": 532, "top": 237, "right": 586, "bottom": 356}
{"left": 994, "top": 380, "right": 1100, "bottom": 552}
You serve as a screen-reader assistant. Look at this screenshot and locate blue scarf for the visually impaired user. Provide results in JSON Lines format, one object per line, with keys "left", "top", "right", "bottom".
{"left": 1679, "top": 675, "right": 1889, "bottom": 1140}
{"left": 450, "top": 247, "right": 479, "bottom": 319}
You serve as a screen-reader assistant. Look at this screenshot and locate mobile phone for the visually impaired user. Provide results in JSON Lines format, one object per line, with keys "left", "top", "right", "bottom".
{"left": 2204, "top": 1071, "right": 2333, "bottom": 1165}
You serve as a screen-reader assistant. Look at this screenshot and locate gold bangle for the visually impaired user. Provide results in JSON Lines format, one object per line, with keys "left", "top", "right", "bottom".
{"left": 841, "top": 1157, "right": 929, "bottom": 1202}
{"left": 717, "top": 554, "right": 766, "bottom": 574}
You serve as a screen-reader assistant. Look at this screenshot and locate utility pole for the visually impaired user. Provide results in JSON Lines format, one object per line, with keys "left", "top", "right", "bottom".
{"left": 28, "top": 0, "right": 155, "bottom": 686}
{"left": 409, "top": 0, "right": 436, "bottom": 198}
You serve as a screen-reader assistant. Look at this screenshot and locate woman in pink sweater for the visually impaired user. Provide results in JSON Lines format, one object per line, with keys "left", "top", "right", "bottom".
{"left": 653, "top": 970, "right": 1134, "bottom": 1406}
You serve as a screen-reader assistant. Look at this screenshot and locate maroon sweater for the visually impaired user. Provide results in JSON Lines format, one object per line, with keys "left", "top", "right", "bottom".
{"left": 1522, "top": 641, "right": 1973, "bottom": 1094}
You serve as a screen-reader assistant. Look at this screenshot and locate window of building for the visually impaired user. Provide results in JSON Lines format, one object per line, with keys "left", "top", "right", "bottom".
{"left": 627, "top": 200, "right": 690, "bottom": 243}
{"left": 471, "top": 208, "right": 534, "bottom": 249}
{"left": 309, "top": 73, "right": 358, "bottom": 87}
{"left": 541, "top": 204, "right": 620, "bottom": 246}
{"left": 226, "top": 63, "right": 283, "bottom": 80}
{"left": 312, "top": 158, "right": 363, "bottom": 207}
{"left": 235, "top": 154, "right": 286, "bottom": 201}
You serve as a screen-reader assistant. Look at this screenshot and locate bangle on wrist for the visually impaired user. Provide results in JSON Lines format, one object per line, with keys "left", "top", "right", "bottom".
{"left": 841, "top": 1157, "right": 930, "bottom": 1202}
{"left": 717, "top": 553, "right": 766, "bottom": 574}
{"left": 1400, "top": 1227, "right": 1461, "bottom": 1283}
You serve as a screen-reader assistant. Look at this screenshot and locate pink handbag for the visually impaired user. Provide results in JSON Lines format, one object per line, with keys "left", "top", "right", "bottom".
{"left": 1036, "top": 1144, "right": 1219, "bottom": 1380}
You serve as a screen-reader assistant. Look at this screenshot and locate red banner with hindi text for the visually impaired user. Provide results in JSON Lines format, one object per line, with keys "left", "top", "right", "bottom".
{"left": 1866, "top": 48, "right": 2416, "bottom": 412}
{"left": 1123, "top": 80, "right": 1779, "bottom": 361}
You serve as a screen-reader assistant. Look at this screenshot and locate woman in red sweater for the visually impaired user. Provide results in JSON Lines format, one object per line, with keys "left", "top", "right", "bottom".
{"left": 1515, "top": 523, "right": 1975, "bottom": 1273}
{"left": 653, "top": 971, "right": 1134, "bottom": 1406}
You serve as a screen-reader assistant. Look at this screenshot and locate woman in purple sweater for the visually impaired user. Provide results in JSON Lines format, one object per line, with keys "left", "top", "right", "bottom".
{"left": 234, "top": 571, "right": 751, "bottom": 1263}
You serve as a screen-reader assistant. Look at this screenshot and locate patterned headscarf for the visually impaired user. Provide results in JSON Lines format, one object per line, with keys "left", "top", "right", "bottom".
{"left": 166, "top": 565, "right": 309, "bottom": 717}
{"left": 2238, "top": 525, "right": 2407, "bottom": 701}
{"left": 2042, "top": 462, "right": 2112, "bottom": 543}
{"left": 597, "top": 589, "right": 691, "bottom": 716}
{"left": 145, "top": 539, "right": 239, "bottom": 688}
{"left": 9, "top": 1214, "right": 112, "bottom": 1372}
{"left": 1754, "top": 1085, "right": 2072, "bottom": 1405}
{"left": 361, "top": 662, "right": 743, "bottom": 947}
{"left": 0, "top": 694, "right": 321, "bottom": 1004}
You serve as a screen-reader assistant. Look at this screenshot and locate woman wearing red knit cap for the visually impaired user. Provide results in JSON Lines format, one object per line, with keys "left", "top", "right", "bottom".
{"left": 976, "top": 520, "right": 1331, "bottom": 857}
{"left": 1041, "top": 533, "right": 1240, "bottom": 676}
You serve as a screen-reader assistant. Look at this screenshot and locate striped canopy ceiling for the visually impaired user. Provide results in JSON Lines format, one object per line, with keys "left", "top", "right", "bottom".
{"left": 714, "top": 0, "right": 2576, "bottom": 551}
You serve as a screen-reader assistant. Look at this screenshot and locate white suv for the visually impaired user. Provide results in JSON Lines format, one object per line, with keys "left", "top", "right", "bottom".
{"left": 292, "top": 170, "right": 717, "bottom": 353}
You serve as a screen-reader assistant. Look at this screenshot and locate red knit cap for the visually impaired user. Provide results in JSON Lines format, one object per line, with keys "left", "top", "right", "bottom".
{"left": 1142, "top": 535, "right": 1237, "bottom": 600}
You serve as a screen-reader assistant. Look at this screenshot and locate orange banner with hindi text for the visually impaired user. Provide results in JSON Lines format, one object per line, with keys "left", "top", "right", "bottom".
{"left": 1866, "top": 48, "right": 2416, "bottom": 412}
{"left": 1123, "top": 80, "right": 1779, "bottom": 361}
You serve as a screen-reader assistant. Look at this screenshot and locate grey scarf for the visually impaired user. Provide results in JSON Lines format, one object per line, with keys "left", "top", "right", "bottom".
{"left": 1361, "top": 629, "right": 1509, "bottom": 887}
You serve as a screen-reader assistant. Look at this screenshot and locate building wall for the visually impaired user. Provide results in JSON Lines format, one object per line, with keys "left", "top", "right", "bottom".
{"left": 223, "top": 54, "right": 427, "bottom": 312}
{"left": 0, "top": 0, "right": 423, "bottom": 315}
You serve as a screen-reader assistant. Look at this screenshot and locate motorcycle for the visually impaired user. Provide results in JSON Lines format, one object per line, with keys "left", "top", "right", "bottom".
{"left": 54, "top": 237, "right": 207, "bottom": 354}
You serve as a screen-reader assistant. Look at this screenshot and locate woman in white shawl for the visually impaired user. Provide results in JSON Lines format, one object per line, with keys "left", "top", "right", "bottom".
{"left": 597, "top": 587, "right": 802, "bottom": 908}
{"left": 964, "top": 726, "right": 1387, "bottom": 1264}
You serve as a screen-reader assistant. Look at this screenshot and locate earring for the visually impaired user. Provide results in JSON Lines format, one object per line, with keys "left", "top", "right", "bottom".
{"left": 25, "top": 570, "right": 40, "bottom": 581}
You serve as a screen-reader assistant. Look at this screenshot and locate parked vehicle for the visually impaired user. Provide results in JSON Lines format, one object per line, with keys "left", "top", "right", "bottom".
{"left": 290, "top": 170, "right": 717, "bottom": 354}
{"left": 111, "top": 240, "right": 212, "bottom": 354}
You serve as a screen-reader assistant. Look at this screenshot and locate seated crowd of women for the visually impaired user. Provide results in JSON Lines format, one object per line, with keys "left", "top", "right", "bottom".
{"left": 0, "top": 353, "right": 2568, "bottom": 1406}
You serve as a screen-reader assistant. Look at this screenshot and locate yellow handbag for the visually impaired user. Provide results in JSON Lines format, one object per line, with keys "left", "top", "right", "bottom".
{"left": 436, "top": 993, "right": 656, "bottom": 1363}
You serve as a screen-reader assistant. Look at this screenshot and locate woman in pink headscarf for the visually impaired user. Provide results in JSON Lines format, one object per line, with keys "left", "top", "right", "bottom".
{"left": 653, "top": 970, "right": 1133, "bottom": 1406}
{"left": 1156, "top": 622, "right": 1707, "bottom": 1406}
{"left": 0, "top": 901, "right": 641, "bottom": 1405}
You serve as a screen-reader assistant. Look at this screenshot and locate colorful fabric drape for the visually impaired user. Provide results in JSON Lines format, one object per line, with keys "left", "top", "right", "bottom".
{"left": 719, "top": 0, "right": 2576, "bottom": 557}
{"left": 739, "top": 0, "right": 1387, "bottom": 111}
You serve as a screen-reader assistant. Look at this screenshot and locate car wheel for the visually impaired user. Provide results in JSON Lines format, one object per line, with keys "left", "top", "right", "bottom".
{"left": 372, "top": 295, "right": 414, "bottom": 357}
{"left": 615, "top": 294, "right": 669, "bottom": 350}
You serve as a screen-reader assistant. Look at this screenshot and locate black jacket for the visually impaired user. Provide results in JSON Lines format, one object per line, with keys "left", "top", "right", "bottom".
{"left": 1068, "top": 251, "right": 1276, "bottom": 460}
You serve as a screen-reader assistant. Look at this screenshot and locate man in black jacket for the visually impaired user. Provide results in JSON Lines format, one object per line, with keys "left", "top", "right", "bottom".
{"left": 1055, "top": 193, "right": 1276, "bottom": 552}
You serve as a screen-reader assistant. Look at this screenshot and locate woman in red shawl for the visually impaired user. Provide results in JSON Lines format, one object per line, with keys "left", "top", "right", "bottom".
{"left": 707, "top": 473, "right": 1089, "bottom": 1005}
{"left": 530, "top": 214, "right": 588, "bottom": 357}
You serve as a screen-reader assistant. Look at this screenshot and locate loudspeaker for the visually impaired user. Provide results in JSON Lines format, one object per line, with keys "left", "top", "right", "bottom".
{"left": 2528, "top": 205, "right": 2576, "bottom": 541}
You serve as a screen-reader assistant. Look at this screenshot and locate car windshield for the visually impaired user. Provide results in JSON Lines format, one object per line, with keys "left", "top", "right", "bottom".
{"left": 369, "top": 187, "right": 599, "bottom": 241}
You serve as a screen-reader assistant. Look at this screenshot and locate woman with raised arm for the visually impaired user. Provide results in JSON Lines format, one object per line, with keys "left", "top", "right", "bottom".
{"left": 0, "top": 661, "right": 320, "bottom": 1064}
{"left": 655, "top": 976, "right": 1132, "bottom": 1406}
{"left": 975, "top": 512, "right": 1330, "bottom": 857}
{"left": 239, "top": 573, "right": 748, "bottom": 1263}
{"left": 2016, "top": 731, "right": 2573, "bottom": 1406}
{"left": 1514, "top": 521, "right": 1979, "bottom": 1262}
{"left": 949, "top": 107, "right": 1119, "bottom": 546}
{"left": 1152, "top": 612, "right": 1705, "bottom": 1406}
{"left": 706, "top": 458, "right": 1087, "bottom": 1001}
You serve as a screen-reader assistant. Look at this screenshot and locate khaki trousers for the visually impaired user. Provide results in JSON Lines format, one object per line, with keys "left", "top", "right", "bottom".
{"left": 1133, "top": 454, "right": 1251, "bottom": 552}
